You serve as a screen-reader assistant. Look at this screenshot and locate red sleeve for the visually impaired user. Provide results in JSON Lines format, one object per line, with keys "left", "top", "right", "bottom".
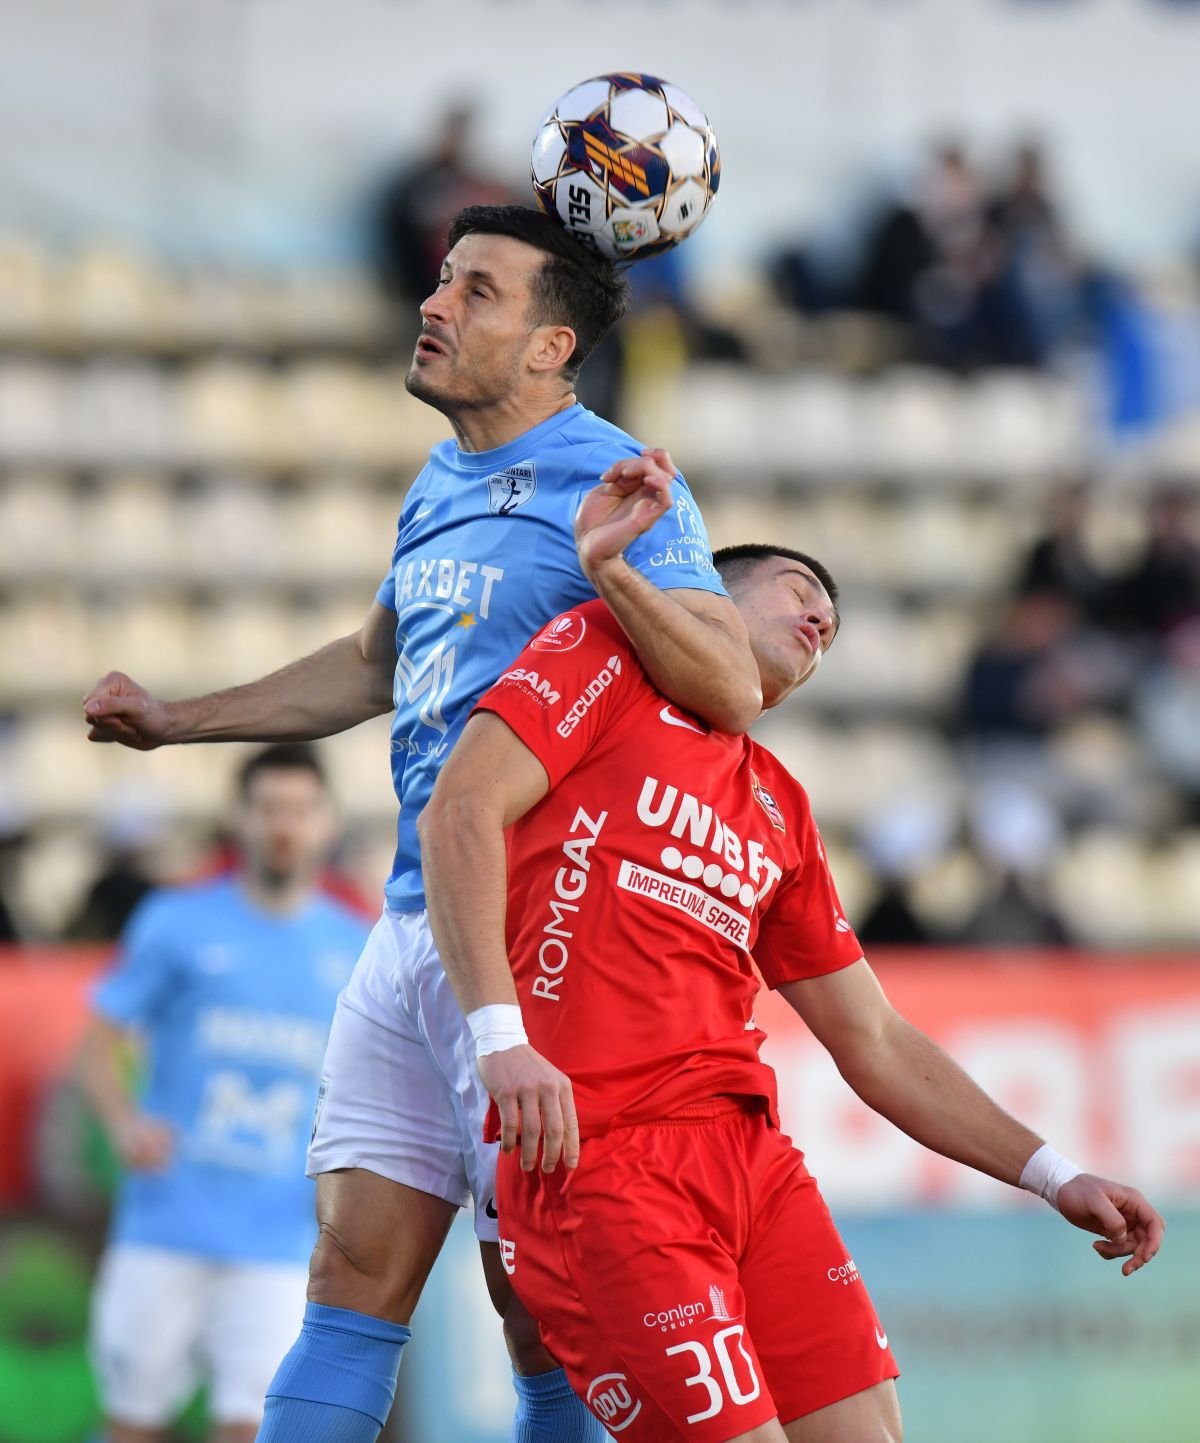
{"left": 472, "top": 600, "right": 639, "bottom": 788}
{"left": 753, "top": 775, "right": 864, "bottom": 988}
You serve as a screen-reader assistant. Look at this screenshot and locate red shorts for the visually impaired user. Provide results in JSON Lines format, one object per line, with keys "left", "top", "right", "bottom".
{"left": 498, "top": 1098, "right": 898, "bottom": 1443}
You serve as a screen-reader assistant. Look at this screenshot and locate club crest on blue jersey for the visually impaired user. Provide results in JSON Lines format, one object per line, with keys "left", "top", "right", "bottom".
{"left": 487, "top": 462, "right": 537, "bottom": 516}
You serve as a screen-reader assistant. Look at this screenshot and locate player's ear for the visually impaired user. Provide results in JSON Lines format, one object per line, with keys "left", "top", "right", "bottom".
{"left": 529, "top": 324, "right": 577, "bottom": 375}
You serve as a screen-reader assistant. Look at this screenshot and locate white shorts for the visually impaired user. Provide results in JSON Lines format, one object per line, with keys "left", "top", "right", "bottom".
{"left": 307, "top": 907, "right": 499, "bottom": 1243}
{"left": 89, "top": 1243, "right": 308, "bottom": 1426}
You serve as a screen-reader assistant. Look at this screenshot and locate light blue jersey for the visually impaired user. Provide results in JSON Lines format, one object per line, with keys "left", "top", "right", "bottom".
{"left": 377, "top": 402, "right": 724, "bottom": 910}
{"left": 93, "top": 876, "right": 368, "bottom": 1264}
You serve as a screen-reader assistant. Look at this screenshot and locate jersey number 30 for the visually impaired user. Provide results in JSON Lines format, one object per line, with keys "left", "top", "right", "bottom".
{"left": 665, "top": 1324, "right": 762, "bottom": 1424}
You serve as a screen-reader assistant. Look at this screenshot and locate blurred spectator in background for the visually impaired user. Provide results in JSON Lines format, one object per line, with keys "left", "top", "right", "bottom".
{"left": 68, "top": 847, "right": 154, "bottom": 944}
{"left": 372, "top": 102, "right": 516, "bottom": 311}
{"left": 66, "top": 796, "right": 167, "bottom": 943}
{"left": 1111, "top": 484, "right": 1200, "bottom": 639}
{"left": 908, "top": 139, "right": 995, "bottom": 366}
{"left": 962, "top": 574, "right": 1137, "bottom": 752}
{"left": 1015, "top": 480, "right": 1111, "bottom": 624}
{"left": 856, "top": 797, "right": 953, "bottom": 945}
{"left": 986, "top": 140, "right": 1066, "bottom": 269}
{"left": 958, "top": 583, "right": 1139, "bottom": 846}
{"left": 852, "top": 149, "right": 942, "bottom": 327}
{"left": 962, "top": 590, "right": 1099, "bottom": 744}
{"left": 1134, "top": 615, "right": 1200, "bottom": 822}
{"left": 984, "top": 139, "right": 1081, "bottom": 365}
{"left": 837, "top": 136, "right": 1086, "bottom": 371}
{"left": 853, "top": 138, "right": 996, "bottom": 368}
{"left": 854, "top": 871, "right": 931, "bottom": 947}
{"left": 74, "top": 744, "right": 367, "bottom": 1443}
{"left": 959, "top": 781, "right": 1074, "bottom": 946}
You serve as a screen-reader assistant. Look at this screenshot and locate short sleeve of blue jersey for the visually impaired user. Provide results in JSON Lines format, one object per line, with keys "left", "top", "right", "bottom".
{"left": 92, "top": 892, "right": 180, "bottom": 1029}
{"left": 376, "top": 522, "right": 402, "bottom": 612}
{"left": 618, "top": 471, "right": 727, "bottom": 596}
{"left": 376, "top": 474, "right": 432, "bottom": 612}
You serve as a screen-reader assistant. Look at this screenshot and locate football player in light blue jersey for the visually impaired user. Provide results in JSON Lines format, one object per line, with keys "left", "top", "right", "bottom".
{"left": 83, "top": 204, "right": 762, "bottom": 1443}
{"left": 78, "top": 744, "right": 367, "bottom": 1443}
{"left": 378, "top": 401, "right": 728, "bottom": 913}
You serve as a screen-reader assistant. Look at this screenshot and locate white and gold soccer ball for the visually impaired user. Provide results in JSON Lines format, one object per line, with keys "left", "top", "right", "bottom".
{"left": 531, "top": 72, "right": 720, "bottom": 262}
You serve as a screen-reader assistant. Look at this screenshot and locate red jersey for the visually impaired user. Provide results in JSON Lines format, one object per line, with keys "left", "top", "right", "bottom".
{"left": 475, "top": 600, "right": 862, "bottom": 1134}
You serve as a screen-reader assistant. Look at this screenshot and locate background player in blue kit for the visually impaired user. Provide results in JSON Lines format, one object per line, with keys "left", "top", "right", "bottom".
{"left": 77, "top": 743, "right": 368, "bottom": 1443}
{"left": 83, "top": 205, "right": 761, "bottom": 1443}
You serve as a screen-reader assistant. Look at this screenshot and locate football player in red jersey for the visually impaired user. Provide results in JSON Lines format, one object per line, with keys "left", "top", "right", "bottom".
{"left": 419, "top": 544, "right": 1164, "bottom": 1443}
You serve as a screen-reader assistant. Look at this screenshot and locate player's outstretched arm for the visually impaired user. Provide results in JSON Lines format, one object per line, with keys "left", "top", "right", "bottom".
{"left": 575, "top": 448, "right": 762, "bottom": 733}
{"left": 75, "top": 1016, "right": 174, "bottom": 1172}
{"left": 778, "top": 960, "right": 1165, "bottom": 1276}
{"left": 83, "top": 601, "right": 397, "bottom": 749}
{"left": 418, "top": 713, "right": 579, "bottom": 1173}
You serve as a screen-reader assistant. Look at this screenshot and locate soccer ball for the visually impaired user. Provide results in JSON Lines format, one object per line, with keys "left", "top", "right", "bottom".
{"left": 531, "top": 72, "right": 720, "bottom": 262}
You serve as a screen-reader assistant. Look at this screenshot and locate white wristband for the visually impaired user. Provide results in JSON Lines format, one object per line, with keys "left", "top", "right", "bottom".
{"left": 467, "top": 1004, "right": 528, "bottom": 1059}
{"left": 1019, "top": 1143, "right": 1083, "bottom": 1211}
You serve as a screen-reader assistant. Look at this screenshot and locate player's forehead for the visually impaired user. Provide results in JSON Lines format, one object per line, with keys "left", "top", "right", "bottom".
{"left": 441, "top": 233, "right": 543, "bottom": 292}
{"left": 763, "top": 555, "right": 833, "bottom": 607}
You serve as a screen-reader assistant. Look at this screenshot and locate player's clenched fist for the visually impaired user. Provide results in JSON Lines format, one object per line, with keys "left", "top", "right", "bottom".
{"left": 84, "top": 672, "right": 174, "bottom": 750}
{"left": 574, "top": 447, "right": 677, "bottom": 578}
{"left": 478, "top": 1045, "right": 580, "bottom": 1175}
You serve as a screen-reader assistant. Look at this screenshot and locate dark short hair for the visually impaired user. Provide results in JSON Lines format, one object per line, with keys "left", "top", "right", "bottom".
{"left": 238, "top": 743, "right": 327, "bottom": 799}
{"left": 714, "top": 544, "right": 840, "bottom": 615}
{"left": 447, "top": 204, "right": 630, "bottom": 382}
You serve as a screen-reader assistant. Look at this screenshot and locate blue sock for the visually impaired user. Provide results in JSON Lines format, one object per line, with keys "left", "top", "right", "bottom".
{"left": 255, "top": 1301, "right": 411, "bottom": 1443}
{"left": 511, "top": 1365, "right": 608, "bottom": 1443}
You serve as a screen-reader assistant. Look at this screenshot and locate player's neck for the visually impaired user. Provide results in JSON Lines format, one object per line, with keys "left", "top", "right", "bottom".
{"left": 449, "top": 389, "right": 577, "bottom": 454}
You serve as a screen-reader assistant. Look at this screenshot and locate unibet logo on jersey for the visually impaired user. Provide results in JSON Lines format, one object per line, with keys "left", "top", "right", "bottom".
{"left": 635, "top": 777, "right": 785, "bottom": 898}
